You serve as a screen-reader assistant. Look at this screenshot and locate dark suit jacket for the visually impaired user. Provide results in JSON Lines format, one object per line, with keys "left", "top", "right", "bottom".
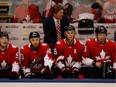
{"left": 43, "top": 16, "right": 69, "bottom": 52}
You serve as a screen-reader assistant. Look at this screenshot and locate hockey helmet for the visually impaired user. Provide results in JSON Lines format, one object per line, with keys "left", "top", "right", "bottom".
{"left": 29, "top": 31, "right": 40, "bottom": 39}
{"left": 0, "top": 32, "right": 9, "bottom": 39}
{"left": 64, "top": 25, "right": 75, "bottom": 32}
{"left": 95, "top": 25, "right": 107, "bottom": 34}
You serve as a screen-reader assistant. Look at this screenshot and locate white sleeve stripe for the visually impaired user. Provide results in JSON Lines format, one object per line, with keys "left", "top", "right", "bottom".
{"left": 72, "top": 62, "right": 81, "bottom": 69}
{"left": 12, "top": 62, "right": 20, "bottom": 72}
{"left": 44, "top": 54, "right": 53, "bottom": 69}
{"left": 22, "top": 67, "right": 30, "bottom": 74}
{"left": 56, "top": 56, "right": 64, "bottom": 62}
{"left": 57, "top": 61, "right": 65, "bottom": 69}
{"left": 82, "top": 57, "right": 93, "bottom": 67}
{"left": 113, "top": 62, "right": 116, "bottom": 69}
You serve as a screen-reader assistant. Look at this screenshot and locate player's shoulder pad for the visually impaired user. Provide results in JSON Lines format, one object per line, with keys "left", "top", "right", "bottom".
{"left": 42, "top": 43, "right": 48, "bottom": 46}
{"left": 85, "top": 39, "right": 93, "bottom": 45}
{"left": 56, "top": 41, "right": 61, "bottom": 44}
{"left": 20, "top": 46, "right": 24, "bottom": 50}
{"left": 11, "top": 44, "right": 18, "bottom": 48}
{"left": 78, "top": 40, "right": 84, "bottom": 45}
{"left": 20, "top": 44, "right": 27, "bottom": 49}
{"left": 86, "top": 38, "right": 92, "bottom": 42}
{"left": 110, "top": 40, "right": 115, "bottom": 43}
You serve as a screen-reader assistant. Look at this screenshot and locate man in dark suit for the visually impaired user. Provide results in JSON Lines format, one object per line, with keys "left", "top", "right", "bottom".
{"left": 43, "top": 4, "right": 69, "bottom": 53}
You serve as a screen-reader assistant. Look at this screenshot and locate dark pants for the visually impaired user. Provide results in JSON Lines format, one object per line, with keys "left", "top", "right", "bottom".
{"left": 79, "top": 67, "right": 115, "bottom": 79}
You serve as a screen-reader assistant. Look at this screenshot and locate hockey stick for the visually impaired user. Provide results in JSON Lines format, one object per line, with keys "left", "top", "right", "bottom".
{"left": 30, "top": 57, "right": 43, "bottom": 77}
{"left": 103, "top": 61, "right": 105, "bottom": 79}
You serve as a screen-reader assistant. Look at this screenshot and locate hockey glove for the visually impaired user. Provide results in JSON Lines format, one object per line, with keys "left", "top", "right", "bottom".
{"left": 41, "top": 66, "right": 53, "bottom": 79}
{"left": 70, "top": 67, "right": 79, "bottom": 78}
{"left": 61, "top": 67, "right": 70, "bottom": 78}
{"left": 9, "top": 71, "right": 20, "bottom": 80}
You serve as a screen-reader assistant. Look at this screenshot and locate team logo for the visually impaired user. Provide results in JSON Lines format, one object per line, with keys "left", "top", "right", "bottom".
{"left": 95, "top": 50, "right": 110, "bottom": 61}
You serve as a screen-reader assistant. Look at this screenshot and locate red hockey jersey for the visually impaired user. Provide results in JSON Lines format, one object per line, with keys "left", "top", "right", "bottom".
{"left": 54, "top": 39, "right": 84, "bottom": 69}
{"left": 82, "top": 38, "right": 115, "bottom": 68}
{"left": 20, "top": 42, "right": 53, "bottom": 76}
{"left": 0, "top": 44, "right": 20, "bottom": 77}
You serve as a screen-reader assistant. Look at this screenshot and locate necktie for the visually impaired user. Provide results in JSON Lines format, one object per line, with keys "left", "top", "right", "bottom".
{"left": 56, "top": 20, "right": 61, "bottom": 40}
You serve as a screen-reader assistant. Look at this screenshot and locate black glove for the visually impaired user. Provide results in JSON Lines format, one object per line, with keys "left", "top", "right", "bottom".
{"left": 9, "top": 71, "right": 19, "bottom": 80}
{"left": 61, "top": 67, "right": 70, "bottom": 78}
{"left": 70, "top": 67, "right": 79, "bottom": 78}
{"left": 41, "top": 66, "right": 53, "bottom": 79}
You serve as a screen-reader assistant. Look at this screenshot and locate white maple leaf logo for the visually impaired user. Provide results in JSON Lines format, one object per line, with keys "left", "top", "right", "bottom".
{"left": 0, "top": 60, "right": 11, "bottom": 70}
{"left": 32, "top": 59, "right": 42, "bottom": 69}
{"left": 12, "top": 62, "right": 19, "bottom": 67}
{"left": 65, "top": 55, "right": 75, "bottom": 67}
{"left": 95, "top": 50, "right": 110, "bottom": 61}
{"left": 1, "top": 60, "right": 7, "bottom": 68}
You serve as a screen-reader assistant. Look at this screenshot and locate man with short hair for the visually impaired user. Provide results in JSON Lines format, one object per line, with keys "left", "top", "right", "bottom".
{"left": 54, "top": 25, "right": 84, "bottom": 78}
{"left": 20, "top": 31, "right": 54, "bottom": 79}
{"left": 0, "top": 32, "right": 20, "bottom": 79}
{"left": 43, "top": 4, "right": 69, "bottom": 53}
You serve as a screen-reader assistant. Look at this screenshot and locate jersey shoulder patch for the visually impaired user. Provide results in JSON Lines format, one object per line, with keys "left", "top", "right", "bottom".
{"left": 56, "top": 41, "right": 61, "bottom": 44}
{"left": 11, "top": 44, "right": 17, "bottom": 48}
{"left": 42, "top": 43, "right": 47, "bottom": 46}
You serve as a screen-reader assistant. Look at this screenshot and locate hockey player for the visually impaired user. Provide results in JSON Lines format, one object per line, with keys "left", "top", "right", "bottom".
{"left": 0, "top": 32, "right": 20, "bottom": 79}
{"left": 54, "top": 25, "right": 84, "bottom": 78}
{"left": 82, "top": 25, "right": 116, "bottom": 78}
{"left": 20, "top": 31, "right": 54, "bottom": 79}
